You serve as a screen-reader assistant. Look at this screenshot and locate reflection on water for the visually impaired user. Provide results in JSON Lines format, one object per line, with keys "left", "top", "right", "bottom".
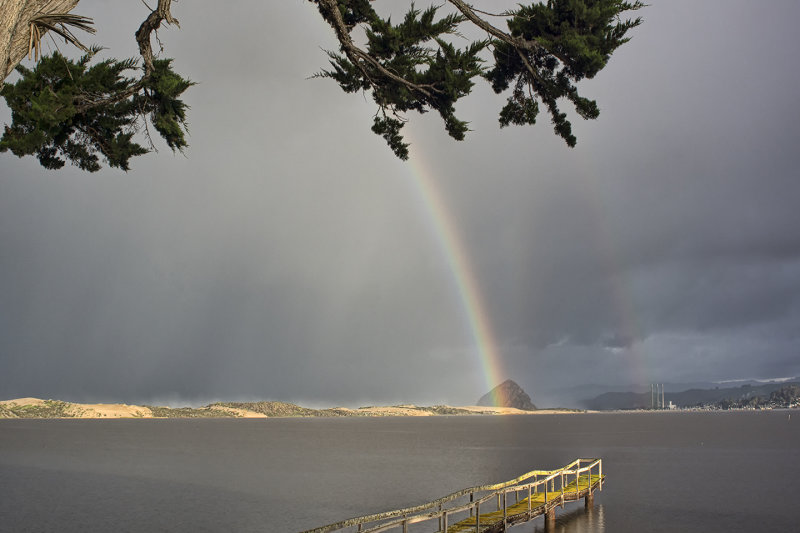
{"left": 510, "top": 504, "right": 604, "bottom": 533}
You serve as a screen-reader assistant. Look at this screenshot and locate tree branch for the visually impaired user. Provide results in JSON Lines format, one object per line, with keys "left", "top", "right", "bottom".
{"left": 446, "top": 1, "right": 535, "bottom": 52}
{"left": 135, "top": 0, "right": 178, "bottom": 75}
{"left": 315, "top": 0, "right": 438, "bottom": 99}
{"left": 445, "top": 0, "right": 571, "bottom": 65}
{"left": 73, "top": 0, "right": 177, "bottom": 113}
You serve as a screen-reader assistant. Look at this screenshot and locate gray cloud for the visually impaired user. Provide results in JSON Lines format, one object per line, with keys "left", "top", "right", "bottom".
{"left": 1, "top": 1, "right": 799, "bottom": 407}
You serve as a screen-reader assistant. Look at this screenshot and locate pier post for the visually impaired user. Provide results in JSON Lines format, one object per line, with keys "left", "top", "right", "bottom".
{"left": 527, "top": 485, "right": 532, "bottom": 519}
{"left": 544, "top": 508, "right": 556, "bottom": 531}
{"left": 597, "top": 460, "right": 602, "bottom": 491}
{"left": 502, "top": 490, "right": 507, "bottom": 527}
{"left": 584, "top": 492, "right": 594, "bottom": 510}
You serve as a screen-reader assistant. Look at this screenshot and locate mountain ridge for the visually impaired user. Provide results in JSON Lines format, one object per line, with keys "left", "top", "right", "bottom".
{"left": 582, "top": 381, "right": 800, "bottom": 410}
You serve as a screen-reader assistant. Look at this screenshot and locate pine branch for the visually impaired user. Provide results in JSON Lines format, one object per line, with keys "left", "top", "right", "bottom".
{"left": 314, "top": 0, "right": 440, "bottom": 100}
{"left": 1, "top": 1, "right": 192, "bottom": 171}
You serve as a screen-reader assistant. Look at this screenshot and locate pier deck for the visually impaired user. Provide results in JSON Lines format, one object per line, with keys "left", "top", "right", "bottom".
{"left": 446, "top": 474, "right": 603, "bottom": 533}
{"left": 301, "top": 458, "right": 604, "bottom": 533}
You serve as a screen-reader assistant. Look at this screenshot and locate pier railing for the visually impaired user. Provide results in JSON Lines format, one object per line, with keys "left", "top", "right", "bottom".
{"left": 301, "top": 458, "right": 603, "bottom": 533}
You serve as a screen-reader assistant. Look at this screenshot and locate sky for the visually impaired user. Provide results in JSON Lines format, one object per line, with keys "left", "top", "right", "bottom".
{"left": 1, "top": 1, "right": 799, "bottom": 408}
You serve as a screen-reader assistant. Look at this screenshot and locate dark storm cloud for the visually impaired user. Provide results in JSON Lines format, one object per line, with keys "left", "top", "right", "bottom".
{"left": 1, "top": 0, "right": 799, "bottom": 407}
{"left": 394, "top": 0, "right": 800, "bottom": 396}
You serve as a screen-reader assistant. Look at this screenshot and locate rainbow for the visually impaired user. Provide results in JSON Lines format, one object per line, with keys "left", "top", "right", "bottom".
{"left": 401, "top": 145, "right": 651, "bottom": 395}
{"left": 405, "top": 152, "right": 505, "bottom": 396}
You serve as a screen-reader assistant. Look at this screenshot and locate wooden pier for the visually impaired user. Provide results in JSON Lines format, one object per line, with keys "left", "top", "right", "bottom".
{"left": 301, "top": 458, "right": 604, "bottom": 533}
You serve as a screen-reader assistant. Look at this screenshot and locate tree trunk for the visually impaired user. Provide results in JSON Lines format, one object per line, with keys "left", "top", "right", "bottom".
{"left": 1, "top": 0, "right": 80, "bottom": 85}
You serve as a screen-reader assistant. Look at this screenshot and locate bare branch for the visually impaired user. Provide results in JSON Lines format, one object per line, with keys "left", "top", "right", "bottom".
{"left": 72, "top": 0, "right": 178, "bottom": 114}
{"left": 446, "top": 0, "right": 531, "bottom": 49}
{"left": 135, "top": 0, "right": 178, "bottom": 76}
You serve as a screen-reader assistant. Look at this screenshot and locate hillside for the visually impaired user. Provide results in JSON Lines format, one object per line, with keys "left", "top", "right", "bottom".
{"left": 583, "top": 382, "right": 800, "bottom": 410}
{"left": 477, "top": 379, "right": 537, "bottom": 410}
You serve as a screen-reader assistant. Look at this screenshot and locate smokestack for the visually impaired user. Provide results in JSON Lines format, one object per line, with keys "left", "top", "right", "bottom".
{"left": 662, "top": 384, "right": 665, "bottom": 410}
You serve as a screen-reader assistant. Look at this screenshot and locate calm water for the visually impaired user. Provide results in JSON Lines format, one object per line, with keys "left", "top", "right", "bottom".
{"left": 1, "top": 411, "right": 798, "bottom": 532}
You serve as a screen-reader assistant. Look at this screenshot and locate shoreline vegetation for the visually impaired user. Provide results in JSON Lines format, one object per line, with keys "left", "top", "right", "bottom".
{"left": 0, "top": 398, "right": 582, "bottom": 419}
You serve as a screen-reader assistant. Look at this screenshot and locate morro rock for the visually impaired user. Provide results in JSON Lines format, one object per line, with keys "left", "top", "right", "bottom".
{"left": 477, "top": 379, "right": 536, "bottom": 410}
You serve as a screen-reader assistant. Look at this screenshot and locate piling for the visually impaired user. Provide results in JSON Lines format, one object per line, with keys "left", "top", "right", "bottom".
{"left": 544, "top": 508, "right": 556, "bottom": 531}
{"left": 584, "top": 492, "right": 594, "bottom": 509}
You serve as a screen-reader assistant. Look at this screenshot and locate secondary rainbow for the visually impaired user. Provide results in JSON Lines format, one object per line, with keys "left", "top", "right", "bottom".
{"left": 405, "top": 152, "right": 504, "bottom": 394}
{"left": 572, "top": 159, "right": 649, "bottom": 386}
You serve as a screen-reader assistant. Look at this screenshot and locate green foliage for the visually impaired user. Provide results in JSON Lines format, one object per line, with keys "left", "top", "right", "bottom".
{"left": 417, "top": 405, "right": 475, "bottom": 415}
{"left": 335, "top": 0, "right": 376, "bottom": 28}
{"left": 138, "top": 58, "right": 193, "bottom": 151}
{"left": 769, "top": 385, "right": 800, "bottom": 406}
{"left": 486, "top": 0, "right": 643, "bottom": 146}
{"left": 371, "top": 115, "right": 409, "bottom": 160}
{"left": 145, "top": 405, "right": 235, "bottom": 418}
{"left": 0, "top": 1, "right": 644, "bottom": 169}
{"left": 316, "top": 2, "right": 487, "bottom": 159}
{"left": 0, "top": 48, "right": 193, "bottom": 171}
{"left": 316, "top": 0, "right": 643, "bottom": 157}
{"left": 216, "top": 401, "right": 345, "bottom": 417}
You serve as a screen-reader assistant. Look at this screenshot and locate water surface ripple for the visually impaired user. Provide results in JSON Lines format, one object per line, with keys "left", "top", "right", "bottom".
{"left": 1, "top": 411, "right": 797, "bottom": 532}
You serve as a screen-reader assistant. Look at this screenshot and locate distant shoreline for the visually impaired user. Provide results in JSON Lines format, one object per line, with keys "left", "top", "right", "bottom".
{"left": 0, "top": 398, "right": 584, "bottom": 419}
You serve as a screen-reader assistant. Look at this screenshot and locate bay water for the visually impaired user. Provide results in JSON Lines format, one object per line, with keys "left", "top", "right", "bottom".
{"left": 1, "top": 411, "right": 798, "bottom": 532}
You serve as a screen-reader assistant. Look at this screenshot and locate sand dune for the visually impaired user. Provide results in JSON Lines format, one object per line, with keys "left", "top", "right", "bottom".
{"left": 69, "top": 403, "right": 152, "bottom": 418}
{"left": 335, "top": 405, "right": 436, "bottom": 417}
{"left": 0, "top": 398, "right": 152, "bottom": 418}
{"left": 1, "top": 397, "right": 46, "bottom": 407}
{"left": 0, "top": 398, "right": 578, "bottom": 419}
{"left": 210, "top": 405, "right": 268, "bottom": 418}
